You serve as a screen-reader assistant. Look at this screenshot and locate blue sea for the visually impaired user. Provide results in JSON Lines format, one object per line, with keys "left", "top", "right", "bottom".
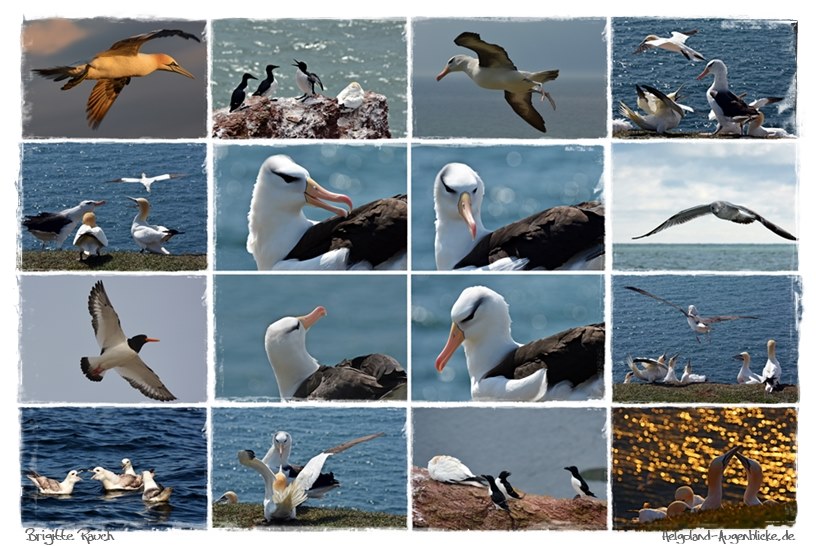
{"left": 211, "top": 407, "right": 407, "bottom": 517}
{"left": 211, "top": 19, "right": 408, "bottom": 136}
{"left": 412, "top": 275, "right": 604, "bottom": 402}
{"left": 614, "top": 244, "right": 798, "bottom": 271}
{"left": 612, "top": 18, "right": 797, "bottom": 134}
{"left": 20, "top": 143, "right": 208, "bottom": 257}
{"left": 20, "top": 407, "right": 207, "bottom": 530}
{"left": 214, "top": 143, "right": 407, "bottom": 271}
{"left": 215, "top": 275, "right": 407, "bottom": 401}
{"left": 411, "top": 145, "right": 604, "bottom": 271}
{"left": 413, "top": 408, "right": 607, "bottom": 500}
{"left": 612, "top": 275, "right": 800, "bottom": 386}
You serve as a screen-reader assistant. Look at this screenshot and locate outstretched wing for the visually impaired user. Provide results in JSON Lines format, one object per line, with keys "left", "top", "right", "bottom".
{"left": 105, "top": 29, "right": 201, "bottom": 56}
{"left": 88, "top": 281, "right": 127, "bottom": 350}
{"left": 624, "top": 286, "right": 689, "bottom": 317}
{"left": 454, "top": 32, "right": 516, "bottom": 69}
{"left": 86, "top": 77, "right": 130, "bottom": 129}
{"left": 632, "top": 203, "right": 713, "bottom": 239}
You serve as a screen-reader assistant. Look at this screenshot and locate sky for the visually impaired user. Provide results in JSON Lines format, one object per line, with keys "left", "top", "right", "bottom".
{"left": 612, "top": 141, "right": 798, "bottom": 244}
{"left": 19, "top": 275, "right": 207, "bottom": 403}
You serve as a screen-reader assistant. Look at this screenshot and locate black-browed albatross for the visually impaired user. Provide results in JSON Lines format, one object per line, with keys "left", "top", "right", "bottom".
{"left": 23, "top": 199, "right": 106, "bottom": 248}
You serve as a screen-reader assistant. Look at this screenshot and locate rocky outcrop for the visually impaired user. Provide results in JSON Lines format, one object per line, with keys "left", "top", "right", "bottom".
{"left": 412, "top": 466, "right": 606, "bottom": 531}
{"left": 213, "top": 92, "right": 391, "bottom": 139}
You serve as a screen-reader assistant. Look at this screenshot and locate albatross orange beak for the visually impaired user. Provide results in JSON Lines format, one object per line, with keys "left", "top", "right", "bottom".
{"left": 298, "top": 306, "right": 327, "bottom": 330}
{"left": 436, "top": 67, "right": 450, "bottom": 81}
{"left": 305, "top": 178, "right": 353, "bottom": 218}
{"left": 696, "top": 67, "right": 710, "bottom": 80}
{"left": 435, "top": 323, "right": 465, "bottom": 372}
{"left": 458, "top": 192, "right": 477, "bottom": 240}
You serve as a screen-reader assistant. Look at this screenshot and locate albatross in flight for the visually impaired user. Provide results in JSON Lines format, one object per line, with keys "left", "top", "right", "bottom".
{"left": 247, "top": 155, "right": 407, "bottom": 270}
{"left": 33, "top": 29, "right": 200, "bottom": 129}
{"left": 624, "top": 286, "right": 758, "bottom": 343}
{"left": 436, "top": 32, "right": 558, "bottom": 133}
{"left": 264, "top": 306, "right": 407, "bottom": 400}
{"left": 81, "top": 280, "right": 176, "bottom": 401}
{"left": 435, "top": 286, "right": 604, "bottom": 401}
{"left": 433, "top": 162, "right": 604, "bottom": 271}
{"left": 632, "top": 201, "right": 797, "bottom": 241}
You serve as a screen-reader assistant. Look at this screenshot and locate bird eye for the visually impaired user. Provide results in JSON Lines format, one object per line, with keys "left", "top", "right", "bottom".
{"left": 461, "top": 307, "right": 478, "bottom": 323}
{"left": 276, "top": 172, "right": 301, "bottom": 184}
{"left": 440, "top": 180, "right": 456, "bottom": 194}
{"left": 287, "top": 323, "right": 301, "bottom": 333}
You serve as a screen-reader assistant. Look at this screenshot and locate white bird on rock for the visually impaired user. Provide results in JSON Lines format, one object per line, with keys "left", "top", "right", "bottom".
{"left": 427, "top": 455, "right": 487, "bottom": 488}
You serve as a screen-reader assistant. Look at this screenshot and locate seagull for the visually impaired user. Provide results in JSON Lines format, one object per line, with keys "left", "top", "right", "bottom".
{"left": 564, "top": 466, "right": 596, "bottom": 498}
{"left": 107, "top": 172, "right": 186, "bottom": 193}
{"left": 698, "top": 446, "right": 739, "bottom": 511}
{"left": 73, "top": 211, "right": 108, "bottom": 260}
{"left": 634, "top": 30, "right": 705, "bottom": 61}
{"left": 81, "top": 280, "right": 176, "bottom": 401}
{"left": 141, "top": 469, "right": 173, "bottom": 503}
{"left": 734, "top": 452, "right": 765, "bottom": 505}
{"left": 436, "top": 31, "right": 558, "bottom": 133}
{"left": 624, "top": 286, "right": 758, "bottom": 343}
{"left": 292, "top": 59, "right": 324, "bottom": 101}
{"left": 427, "top": 455, "right": 487, "bottom": 488}
{"left": 433, "top": 162, "right": 604, "bottom": 271}
{"left": 626, "top": 354, "right": 669, "bottom": 383}
{"left": 33, "top": 29, "right": 200, "bottom": 129}
{"left": 697, "top": 59, "right": 760, "bottom": 135}
{"left": 632, "top": 201, "right": 797, "bottom": 241}
{"left": 121, "top": 458, "right": 138, "bottom": 476}
{"left": 128, "top": 197, "right": 183, "bottom": 254}
{"left": 761, "top": 339, "right": 783, "bottom": 393}
{"left": 91, "top": 465, "right": 143, "bottom": 491}
{"left": 26, "top": 470, "right": 82, "bottom": 495}
{"left": 230, "top": 72, "right": 257, "bottom": 112}
{"left": 732, "top": 352, "right": 763, "bottom": 384}
{"left": 261, "top": 430, "right": 383, "bottom": 498}
{"left": 497, "top": 471, "right": 522, "bottom": 500}
{"left": 252, "top": 64, "right": 279, "bottom": 99}
{"left": 436, "top": 286, "right": 604, "bottom": 401}
{"left": 264, "top": 306, "right": 407, "bottom": 400}
{"left": 680, "top": 360, "right": 706, "bottom": 384}
{"left": 246, "top": 155, "right": 406, "bottom": 271}
{"left": 618, "top": 84, "right": 693, "bottom": 133}
{"left": 23, "top": 199, "right": 106, "bottom": 248}
{"left": 336, "top": 81, "right": 365, "bottom": 110}
{"left": 674, "top": 485, "right": 704, "bottom": 508}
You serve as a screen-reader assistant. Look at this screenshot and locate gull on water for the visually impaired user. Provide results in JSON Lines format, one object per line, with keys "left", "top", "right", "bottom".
{"left": 26, "top": 470, "right": 82, "bottom": 495}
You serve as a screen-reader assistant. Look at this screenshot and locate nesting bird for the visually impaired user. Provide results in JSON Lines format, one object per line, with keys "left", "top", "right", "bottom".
{"left": 336, "top": 82, "right": 365, "bottom": 110}
{"left": 230, "top": 72, "right": 257, "bottom": 112}
{"left": 128, "top": 197, "right": 183, "bottom": 254}
{"left": 73, "top": 211, "right": 108, "bottom": 260}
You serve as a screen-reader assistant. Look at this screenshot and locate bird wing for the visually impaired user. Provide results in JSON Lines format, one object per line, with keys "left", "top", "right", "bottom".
{"left": 22, "top": 212, "right": 72, "bottom": 232}
{"left": 710, "top": 89, "right": 758, "bottom": 119}
{"left": 699, "top": 314, "right": 758, "bottom": 325}
{"left": 115, "top": 354, "right": 176, "bottom": 401}
{"left": 293, "top": 452, "right": 332, "bottom": 492}
{"left": 86, "top": 77, "right": 131, "bottom": 129}
{"left": 632, "top": 203, "right": 714, "bottom": 239}
{"left": 733, "top": 205, "right": 797, "bottom": 241}
{"left": 454, "top": 31, "right": 516, "bottom": 69}
{"left": 323, "top": 432, "right": 384, "bottom": 455}
{"left": 624, "top": 286, "right": 689, "bottom": 317}
{"left": 670, "top": 30, "right": 698, "bottom": 43}
{"left": 88, "top": 281, "right": 127, "bottom": 350}
{"left": 749, "top": 97, "right": 784, "bottom": 109}
{"left": 640, "top": 84, "right": 684, "bottom": 117}
{"left": 104, "top": 29, "right": 201, "bottom": 56}
{"left": 504, "top": 91, "right": 546, "bottom": 132}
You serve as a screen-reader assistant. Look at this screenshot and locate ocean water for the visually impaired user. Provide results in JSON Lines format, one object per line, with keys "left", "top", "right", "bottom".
{"left": 612, "top": 18, "right": 797, "bottom": 135}
{"left": 411, "top": 145, "right": 604, "bottom": 271}
{"left": 215, "top": 275, "right": 407, "bottom": 401}
{"left": 211, "top": 407, "right": 407, "bottom": 517}
{"left": 412, "top": 275, "right": 604, "bottom": 402}
{"left": 612, "top": 275, "right": 801, "bottom": 386}
{"left": 20, "top": 143, "right": 208, "bottom": 257}
{"left": 211, "top": 19, "right": 408, "bottom": 136}
{"left": 614, "top": 244, "right": 798, "bottom": 271}
{"left": 214, "top": 143, "right": 407, "bottom": 271}
{"left": 20, "top": 407, "right": 207, "bottom": 530}
{"left": 413, "top": 408, "right": 608, "bottom": 500}
{"left": 412, "top": 18, "right": 608, "bottom": 138}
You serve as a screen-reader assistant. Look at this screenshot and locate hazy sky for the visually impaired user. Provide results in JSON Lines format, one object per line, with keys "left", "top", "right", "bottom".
{"left": 20, "top": 275, "right": 207, "bottom": 403}
{"left": 22, "top": 18, "right": 207, "bottom": 138}
{"left": 613, "top": 141, "right": 798, "bottom": 244}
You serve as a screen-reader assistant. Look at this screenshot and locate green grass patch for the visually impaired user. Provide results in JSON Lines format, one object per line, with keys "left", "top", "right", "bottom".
{"left": 213, "top": 503, "right": 406, "bottom": 529}
{"left": 20, "top": 250, "right": 207, "bottom": 272}
{"left": 613, "top": 382, "right": 798, "bottom": 404}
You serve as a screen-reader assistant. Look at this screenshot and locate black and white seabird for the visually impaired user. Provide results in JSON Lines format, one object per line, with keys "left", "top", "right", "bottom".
{"left": 73, "top": 211, "right": 108, "bottom": 260}
{"left": 33, "top": 29, "right": 200, "bottom": 129}
{"left": 427, "top": 455, "right": 487, "bottom": 488}
{"left": 433, "top": 162, "right": 604, "bottom": 271}
{"left": 697, "top": 59, "right": 760, "bottom": 135}
{"left": 292, "top": 59, "right": 324, "bottom": 101}
{"left": 247, "top": 154, "right": 407, "bottom": 270}
{"left": 264, "top": 306, "right": 407, "bottom": 400}
{"left": 633, "top": 201, "right": 797, "bottom": 241}
{"left": 435, "top": 286, "right": 604, "bottom": 401}
{"left": 618, "top": 84, "right": 693, "bottom": 133}
{"left": 436, "top": 32, "right": 558, "bottom": 133}
{"left": 634, "top": 30, "right": 705, "bottom": 61}
{"left": 230, "top": 72, "right": 257, "bottom": 112}
{"left": 497, "top": 471, "right": 522, "bottom": 500}
{"left": 23, "top": 199, "right": 106, "bottom": 248}
{"left": 26, "top": 470, "right": 82, "bottom": 495}
{"left": 761, "top": 339, "right": 783, "bottom": 393}
{"left": 624, "top": 285, "right": 759, "bottom": 343}
{"left": 81, "top": 280, "right": 176, "bottom": 401}
{"left": 107, "top": 172, "right": 187, "bottom": 193}
{"left": 128, "top": 197, "right": 183, "bottom": 254}
{"left": 482, "top": 474, "right": 516, "bottom": 528}
{"left": 252, "top": 64, "right": 279, "bottom": 99}
{"left": 564, "top": 466, "right": 596, "bottom": 498}
{"left": 141, "top": 469, "right": 173, "bottom": 503}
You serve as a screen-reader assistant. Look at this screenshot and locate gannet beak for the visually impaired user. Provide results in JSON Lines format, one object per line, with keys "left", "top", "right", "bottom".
{"left": 435, "top": 323, "right": 465, "bottom": 372}
{"left": 436, "top": 67, "right": 450, "bottom": 81}
{"left": 721, "top": 446, "right": 739, "bottom": 467}
{"left": 298, "top": 306, "right": 327, "bottom": 330}
{"left": 167, "top": 62, "right": 195, "bottom": 79}
{"left": 458, "top": 192, "right": 477, "bottom": 240}
{"left": 305, "top": 178, "right": 353, "bottom": 218}
{"left": 734, "top": 451, "right": 750, "bottom": 470}
{"left": 732, "top": 354, "right": 744, "bottom": 361}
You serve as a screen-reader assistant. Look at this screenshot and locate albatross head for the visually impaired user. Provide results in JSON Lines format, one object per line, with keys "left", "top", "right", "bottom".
{"left": 274, "top": 431, "right": 293, "bottom": 462}
{"left": 264, "top": 307, "right": 327, "bottom": 399}
{"left": 436, "top": 54, "right": 474, "bottom": 80}
{"left": 697, "top": 59, "right": 726, "bottom": 81}
{"left": 433, "top": 162, "right": 486, "bottom": 269}
{"left": 255, "top": 155, "right": 353, "bottom": 217}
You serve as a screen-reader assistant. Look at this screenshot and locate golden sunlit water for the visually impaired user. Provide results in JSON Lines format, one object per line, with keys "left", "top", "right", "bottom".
{"left": 612, "top": 408, "right": 796, "bottom": 525}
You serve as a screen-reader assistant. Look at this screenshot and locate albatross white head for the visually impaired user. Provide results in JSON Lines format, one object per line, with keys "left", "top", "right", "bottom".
{"left": 247, "top": 155, "right": 353, "bottom": 270}
{"left": 262, "top": 430, "right": 294, "bottom": 470}
{"left": 265, "top": 306, "right": 327, "bottom": 399}
{"left": 433, "top": 162, "right": 487, "bottom": 270}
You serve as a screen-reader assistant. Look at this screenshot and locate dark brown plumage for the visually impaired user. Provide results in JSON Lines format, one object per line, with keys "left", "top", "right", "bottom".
{"left": 292, "top": 355, "right": 407, "bottom": 400}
